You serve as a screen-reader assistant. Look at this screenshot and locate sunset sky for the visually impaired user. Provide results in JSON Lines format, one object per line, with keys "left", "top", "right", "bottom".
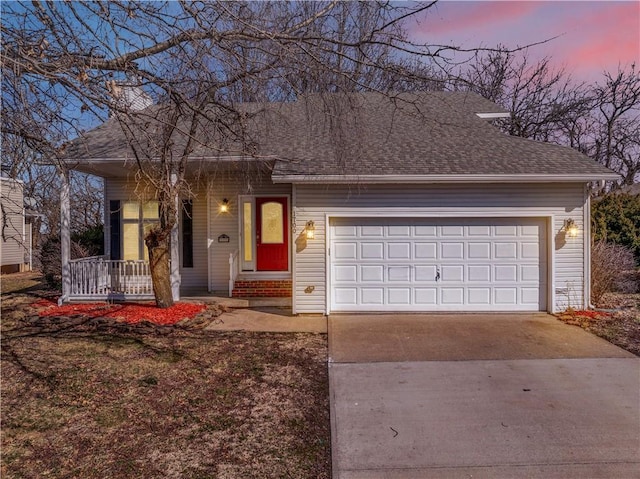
{"left": 410, "top": 1, "right": 639, "bottom": 83}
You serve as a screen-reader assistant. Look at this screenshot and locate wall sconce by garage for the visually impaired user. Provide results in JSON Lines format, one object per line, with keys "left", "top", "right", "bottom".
{"left": 219, "top": 198, "right": 229, "bottom": 213}
{"left": 305, "top": 220, "right": 316, "bottom": 240}
{"left": 564, "top": 218, "right": 579, "bottom": 238}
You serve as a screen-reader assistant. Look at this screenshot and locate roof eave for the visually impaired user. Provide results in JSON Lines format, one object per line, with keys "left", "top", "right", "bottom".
{"left": 272, "top": 173, "right": 621, "bottom": 184}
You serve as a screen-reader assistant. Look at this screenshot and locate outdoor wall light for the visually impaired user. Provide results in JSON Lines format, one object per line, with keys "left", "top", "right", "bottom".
{"left": 220, "top": 198, "right": 229, "bottom": 213}
{"left": 305, "top": 220, "right": 316, "bottom": 240}
{"left": 564, "top": 218, "right": 579, "bottom": 238}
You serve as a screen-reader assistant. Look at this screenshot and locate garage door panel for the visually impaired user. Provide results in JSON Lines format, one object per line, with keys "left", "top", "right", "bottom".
{"left": 495, "top": 265, "right": 517, "bottom": 282}
{"left": 388, "top": 242, "right": 411, "bottom": 259}
{"left": 361, "top": 288, "right": 384, "bottom": 305}
{"left": 361, "top": 225, "right": 384, "bottom": 236}
{"left": 468, "top": 242, "right": 491, "bottom": 259}
{"left": 521, "top": 242, "right": 540, "bottom": 259}
{"left": 468, "top": 288, "right": 491, "bottom": 305}
{"left": 441, "top": 265, "right": 464, "bottom": 282}
{"left": 330, "top": 217, "right": 547, "bottom": 312}
{"left": 415, "top": 265, "right": 437, "bottom": 281}
{"left": 361, "top": 265, "right": 384, "bottom": 282}
{"left": 415, "top": 226, "right": 437, "bottom": 236}
{"left": 334, "top": 242, "right": 357, "bottom": 259}
{"left": 495, "top": 242, "right": 517, "bottom": 259}
{"left": 388, "top": 288, "right": 411, "bottom": 304}
{"left": 521, "top": 265, "right": 540, "bottom": 281}
{"left": 441, "top": 243, "right": 464, "bottom": 259}
{"left": 442, "top": 288, "right": 464, "bottom": 304}
{"left": 442, "top": 226, "right": 464, "bottom": 236}
{"left": 468, "top": 225, "right": 491, "bottom": 236}
{"left": 521, "top": 225, "right": 540, "bottom": 235}
{"left": 334, "top": 288, "right": 357, "bottom": 306}
{"left": 494, "top": 288, "right": 518, "bottom": 304}
{"left": 388, "top": 226, "right": 411, "bottom": 236}
{"left": 334, "top": 265, "right": 357, "bottom": 282}
{"left": 361, "top": 243, "right": 384, "bottom": 259}
{"left": 388, "top": 265, "right": 411, "bottom": 282}
{"left": 415, "top": 288, "right": 437, "bottom": 304}
{"left": 468, "top": 265, "right": 491, "bottom": 282}
{"left": 496, "top": 225, "right": 518, "bottom": 236}
{"left": 415, "top": 243, "right": 437, "bottom": 259}
{"left": 334, "top": 225, "right": 357, "bottom": 237}
{"left": 522, "top": 288, "right": 541, "bottom": 304}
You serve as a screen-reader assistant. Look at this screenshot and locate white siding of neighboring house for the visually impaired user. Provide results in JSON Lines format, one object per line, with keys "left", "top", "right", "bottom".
{"left": 292, "top": 183, "right": 588, "bottom": 314}
{"left": 207, "top": 174, "right": 292, "bottom": 292}
{"left": 0, "top": 178, "right": 27, "bottom": 269}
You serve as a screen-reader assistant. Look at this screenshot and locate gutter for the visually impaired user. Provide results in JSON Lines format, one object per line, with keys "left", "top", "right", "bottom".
{"left": 271, "top": 173, "right": 621, "bottom": 184}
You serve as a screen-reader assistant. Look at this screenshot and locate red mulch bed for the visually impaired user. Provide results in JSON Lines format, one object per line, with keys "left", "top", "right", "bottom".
{"left": 31, "top": 299, "right": 206, "bottom": 325}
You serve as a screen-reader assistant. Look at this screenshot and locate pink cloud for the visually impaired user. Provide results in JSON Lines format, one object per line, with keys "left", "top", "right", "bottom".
{"left": 546, "top": 3, "right": 639, "bottom": 79}
{"left": 411, "top": 1, "right": 540, "bottom": 39}
{"left": 407, "top": 1, "right": 639, "bottom": 83}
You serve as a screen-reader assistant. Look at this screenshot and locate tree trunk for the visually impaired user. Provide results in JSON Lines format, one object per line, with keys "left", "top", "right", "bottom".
{"left": 146, "top": 231, "right": 173, "bottom": 308}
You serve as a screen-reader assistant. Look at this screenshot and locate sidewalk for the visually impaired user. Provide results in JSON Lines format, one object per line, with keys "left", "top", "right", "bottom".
{"left": 204, "top": 306, "right": 327, "bottom": 333}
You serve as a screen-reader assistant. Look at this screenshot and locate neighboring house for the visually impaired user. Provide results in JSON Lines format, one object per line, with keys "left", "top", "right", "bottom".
{"left": 60, "top": 92, "right": 617, "bottom": 313}
{"left": 0, "top": 177, "right": 35, "bottom": 274}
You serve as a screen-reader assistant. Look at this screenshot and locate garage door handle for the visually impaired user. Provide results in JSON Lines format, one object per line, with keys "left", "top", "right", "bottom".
{"left": 435, "top": 268, "right": 441, "bottom": 282}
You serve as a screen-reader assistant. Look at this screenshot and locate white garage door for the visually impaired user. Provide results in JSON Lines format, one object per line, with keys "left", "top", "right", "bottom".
{"left": 330, "top": 217, "right": 547, "bottom": 312}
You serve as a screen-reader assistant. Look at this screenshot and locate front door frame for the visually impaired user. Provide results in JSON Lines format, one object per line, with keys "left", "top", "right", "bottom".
{"left": 238, "top": 194, "right": 291, "bottom": 274}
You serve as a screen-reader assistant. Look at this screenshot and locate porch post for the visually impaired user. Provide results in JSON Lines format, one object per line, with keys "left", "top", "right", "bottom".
{"left": 170, "top": 174, "right": 181, "bottom": 301}
{"left": 59, "top": 167, "right": 71, "bottom": 305}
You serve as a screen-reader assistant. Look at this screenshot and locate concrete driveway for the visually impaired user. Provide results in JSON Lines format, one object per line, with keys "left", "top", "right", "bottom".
{"left": 329, "top": 313, "right": 640, "bottom": 478}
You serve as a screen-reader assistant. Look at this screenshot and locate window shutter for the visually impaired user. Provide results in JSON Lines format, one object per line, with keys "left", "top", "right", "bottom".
{"left": 182, "top": 200, "right": 193, "bottom": 268}
{"left": 109, "top": 200, "right": 121, "bottom": 260}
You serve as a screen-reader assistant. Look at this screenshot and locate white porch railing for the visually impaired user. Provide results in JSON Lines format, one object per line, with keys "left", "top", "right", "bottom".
{"left": 229, "top": 250, "right": 239, "bottom": 297}
{"left": 69, "top": 256, "right": 154, "bottom": 301}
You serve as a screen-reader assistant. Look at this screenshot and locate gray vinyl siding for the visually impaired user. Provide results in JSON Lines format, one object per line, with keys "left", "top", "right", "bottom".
{"left": 293, "top": 183, "right": 588, "bottom": 314}
{"left": 207, "top": 175, "right": 291, "bottom": 292}
{"left": 104, "top": 177, "right": 210, "bottom": 293}
{"left": 0, "top": 178, "right": 26, "bottom": 268}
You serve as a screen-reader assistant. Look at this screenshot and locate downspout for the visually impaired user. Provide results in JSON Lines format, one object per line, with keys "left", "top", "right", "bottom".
{"left": 585, "top": 185, "right": 594, "bottom": 309}
{"left": 21, "top": 195, "right": 26, "bottom": 272}
{"left": 59, "top": 167, "right": 71, "bottom": 305}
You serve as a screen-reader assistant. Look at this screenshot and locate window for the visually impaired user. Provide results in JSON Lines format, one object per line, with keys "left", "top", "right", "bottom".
{"left": 110, "top": 200, "right": 159, "bottom": 261}
{"left": 260, "top": 201, "right": 284, "bottom": 244}
{"left": 240, "top": 196, "right": 255, "bottom": 271}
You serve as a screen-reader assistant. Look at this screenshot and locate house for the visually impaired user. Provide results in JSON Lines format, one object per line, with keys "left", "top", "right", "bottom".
{"left": 0, "top": 177, "right": 36, "bottom": 274}
{"left": 60, "top": 91, "right": 618, "bottom": 313}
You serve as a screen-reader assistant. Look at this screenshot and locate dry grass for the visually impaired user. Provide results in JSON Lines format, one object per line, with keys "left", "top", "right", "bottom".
{"left": 1, "top": 274, "right": 330, "bottom": 479}
{"left": 558, "top": 292, "right": 640, "bottom": 357}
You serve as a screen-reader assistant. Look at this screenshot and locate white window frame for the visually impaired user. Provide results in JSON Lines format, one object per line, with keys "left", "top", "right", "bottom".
{"left": 122, "top": 200, "right": 159, "bottom": 261}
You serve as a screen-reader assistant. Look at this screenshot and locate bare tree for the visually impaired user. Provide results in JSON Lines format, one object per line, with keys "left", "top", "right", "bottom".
{"left": 453, "top": 49, "right": 639, "bottom": 189}
{"left": 4, "top": 1, "right": 470, "bottom": 306}
{"left": 590, "top": 65, "right": 640, "bottom": 187}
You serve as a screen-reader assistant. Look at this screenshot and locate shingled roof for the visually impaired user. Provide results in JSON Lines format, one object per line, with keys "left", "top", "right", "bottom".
{"left": 64, "top": 91, "right": 617, "bottom": 182}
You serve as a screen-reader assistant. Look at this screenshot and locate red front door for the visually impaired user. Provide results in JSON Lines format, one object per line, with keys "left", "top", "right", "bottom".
{"left": 256, "top": 197, "right": 288, "bottom": 271}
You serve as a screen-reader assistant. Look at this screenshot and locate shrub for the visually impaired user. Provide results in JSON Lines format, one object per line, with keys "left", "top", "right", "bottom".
{"left": 38, "top": 235, "right": 100, "bottom": 289}
{"left": 591, "top": 240, "right": 637, "bottom": 306}
{"left": 592, "top": 193, "right": 640, "bottom": 260}
{"left": 72, "top": 225, "right": 104, "bottom": 256}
